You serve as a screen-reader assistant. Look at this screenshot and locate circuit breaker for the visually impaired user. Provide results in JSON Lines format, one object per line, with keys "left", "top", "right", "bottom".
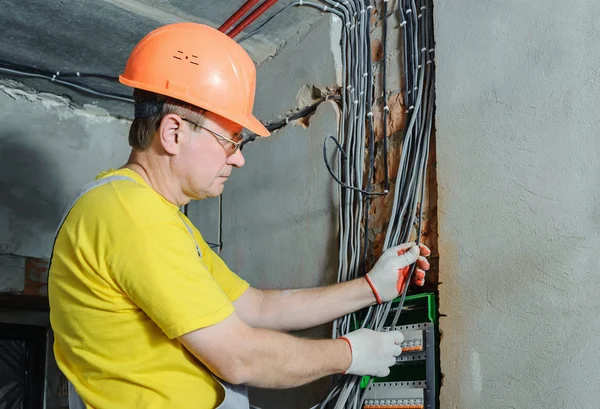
{"left": 360, "top": 293, "right": 438, "bottom": 409}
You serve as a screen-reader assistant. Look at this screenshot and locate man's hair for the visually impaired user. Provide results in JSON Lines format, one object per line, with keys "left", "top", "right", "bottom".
{"left": 129, "top": 89, "right": 206, "bottom": 150}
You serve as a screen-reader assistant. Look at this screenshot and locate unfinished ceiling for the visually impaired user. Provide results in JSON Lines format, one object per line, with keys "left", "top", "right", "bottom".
{"left": 0, "top": 0, "right": 324, "bottom": 118}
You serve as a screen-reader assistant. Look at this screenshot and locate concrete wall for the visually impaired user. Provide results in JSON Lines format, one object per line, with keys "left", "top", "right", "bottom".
{"left": 188, "top": 14, "right": 342, "bottom": 409}
{"left": 1, "top": 14, "right": 341, "bottom": 408}
{"left": 435, "top": 1, "right": 600, "bottom": 408}
{"left": 0, "top": 79, "right": 130, "bottom": 261}
{"left": 0, "top": 79, "right": 130, "bottom": 408}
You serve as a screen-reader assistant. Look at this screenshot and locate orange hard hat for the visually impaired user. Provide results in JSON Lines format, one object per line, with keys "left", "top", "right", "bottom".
{"left": 119, "top": 22, "right": 269, "bottom": 137}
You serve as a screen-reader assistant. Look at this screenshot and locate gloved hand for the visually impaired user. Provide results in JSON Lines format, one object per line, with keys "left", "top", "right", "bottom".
{"left": 366, "top": 243, "right": 431, "bottom": 304}
{"left": 340, "top": 328, "right": 404, "bottom": 377}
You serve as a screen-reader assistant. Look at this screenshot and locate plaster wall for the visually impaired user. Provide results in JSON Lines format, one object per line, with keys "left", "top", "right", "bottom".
{"left": 0, "top": 76, "right": 130, "bottom": 409}
{"left": 0, "top": 80, "right": 130, "bottom": 261}
{"left": 434, "top": 1, "right": 600, "bottom": 407}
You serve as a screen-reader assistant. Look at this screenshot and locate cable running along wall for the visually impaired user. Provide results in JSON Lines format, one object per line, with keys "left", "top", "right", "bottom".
{"left": 254, "top": 0, "right": 435, "bottom": 407}
{"left": 234, "top": 0, "right": 435, "bottom": 404}
{"left": 324, "top": 0, "right": 435, "bottom": 406}
{"left": 232, "top": 0, "right": 435, "bottom": 406}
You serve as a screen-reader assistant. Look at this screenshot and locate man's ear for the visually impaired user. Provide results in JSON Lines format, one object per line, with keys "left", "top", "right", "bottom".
{"left": 158, "top": 114, "right": 184, "bottom": 155}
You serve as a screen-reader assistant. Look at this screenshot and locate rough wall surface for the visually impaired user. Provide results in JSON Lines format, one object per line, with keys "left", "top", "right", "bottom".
{"left": 368, "top": 2, "right": 439, "bottom": 282}
{"left": 0, "top": 80, "right": 130, "bottom": 259}
{"left": 434, "top": 1, "right": 600, "bottom": 408}
{"left": 188, "top": 15, "right": 341, "bottom": 409}
{"left": 0, "top": 80, "right": 130, "bottom": 409}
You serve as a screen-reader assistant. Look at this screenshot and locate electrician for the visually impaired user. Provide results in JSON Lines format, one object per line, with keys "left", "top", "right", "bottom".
{"left": 48, "top": 22, "right": 431, "bottom": 409}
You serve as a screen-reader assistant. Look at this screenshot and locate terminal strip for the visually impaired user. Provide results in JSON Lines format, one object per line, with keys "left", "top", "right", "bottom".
{"left": 363, "top": 381, "right": 426, "bottom": 409}
{"left": 382, "top": 322, "right": 430, "bottom": 355}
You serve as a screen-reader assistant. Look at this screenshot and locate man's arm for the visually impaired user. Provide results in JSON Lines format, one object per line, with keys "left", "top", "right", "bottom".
{"left": 179, "top": 311, "right": 403, "bottom": 388}
{"left": 235, "top": 243, "right": 431, "bottom": 332}
{"left": 234, "top": 278, "right": 374, "bottom": 331}
{"left": 179, "top": 312, "right": 350, "bottom": 388}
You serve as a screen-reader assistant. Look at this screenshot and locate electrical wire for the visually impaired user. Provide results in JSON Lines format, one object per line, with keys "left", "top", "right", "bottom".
{"left": 240, "top": 95, "right": 339, "bottom": 149}
{"left": 362, "top": 0, "right": 376, "bottom": 275}
{"left": 183, "top": 204, "right": 222, "bottom": 251}
{"left": 227, "top": 0, "right": 281, "bottom": 39}
{"left": 311, "top": 0, "right": 435, "bottom": 406}
{"left": 0, "top": 62, "right": 133, "bottom": 103}
{"left": 0, "top": 59, "right": 122, "bottom": 82}
{"left": 323, "top": 135, "right": 387, "bottom": 196}
{"left": 223, "top": 0, "right": 435, "bottom": 406}
{"left": 219, "top": 0, "right": 264, "bottom": 33}
{"left": 223, "top": 0, "right": 434, "bottom": 402}
{"left": 381, "top": 0, "right": 390, "bottom": 193}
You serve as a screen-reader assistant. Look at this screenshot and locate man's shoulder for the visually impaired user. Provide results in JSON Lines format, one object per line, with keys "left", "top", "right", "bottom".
{"left": 71, "top": 168, "right": 180, "bottom": 228}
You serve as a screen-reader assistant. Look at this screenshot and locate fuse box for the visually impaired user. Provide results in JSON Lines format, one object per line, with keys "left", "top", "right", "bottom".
{"left": 360, "top": 293, "right": 438, "bottom": 409}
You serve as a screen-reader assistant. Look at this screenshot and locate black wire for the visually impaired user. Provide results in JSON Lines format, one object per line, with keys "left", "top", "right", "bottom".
{"left": 0, "top": 60, "right": 132, "bottom": 102}
{"left": 207, "top": 242, "right": 222, "bottom": 250}
{"left": 218, "top": 195, "right": 224, "bottom": 253}
{"left": 265, "top": 97, "right": 326, "bottom": 131}
{"left": 182, "top": 204, "right": 221, "bottom": 250}
{"left": 59, "top": 72, "right": 120, "bottom": 82}
{"left": 0, "top": 60, "right": 46, "bottom": 75}
{"left": 382, "top": 0, "right": 390, "bottom": 193}
{"left": 240, "top": 96, "right": 340, "bottom": 149}
{"left": 0, "top": 60, "right": 120, "bottom": 82}
{"left": 323, "top": 135, "right": 388, "bottom": 196}
{"left": 362, "top": 0, "right": 376, "bottom": 275}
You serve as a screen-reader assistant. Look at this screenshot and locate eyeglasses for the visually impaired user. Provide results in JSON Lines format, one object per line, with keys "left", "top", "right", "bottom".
{"left": 181, "top": 118, "right": 243, "bottom": 155}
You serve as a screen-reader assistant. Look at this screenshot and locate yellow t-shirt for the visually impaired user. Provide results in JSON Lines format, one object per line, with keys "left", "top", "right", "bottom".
{"left": 49, "top": 168, "right": 249, "bottom": 409}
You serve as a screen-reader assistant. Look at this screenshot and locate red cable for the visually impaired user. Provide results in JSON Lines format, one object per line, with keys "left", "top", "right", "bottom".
{"left": 218, "top": 0, "right": 263, "bottom": 33}
{"left": 226, "top": 0, "right": 279, "bottom": 39}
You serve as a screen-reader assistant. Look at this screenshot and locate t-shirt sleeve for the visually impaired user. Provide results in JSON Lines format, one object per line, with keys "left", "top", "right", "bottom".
{"left": 107, "top": 221, "right": 235, "bottom": 339}
{"left": 200, "top": 242, "right": 249, "bottom": 302}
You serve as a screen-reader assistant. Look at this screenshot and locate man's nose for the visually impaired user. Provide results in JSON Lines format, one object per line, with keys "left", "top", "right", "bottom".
{"left": 227, "top": 149, "right": 245, "bottom": 168}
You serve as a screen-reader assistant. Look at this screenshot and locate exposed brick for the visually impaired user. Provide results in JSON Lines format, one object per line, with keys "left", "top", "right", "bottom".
{"left": 419, "top": 205, "right": 438, "bottom": 255}
{"left": 372, "top": 231, "right": 386, "bottom": 259}
{"left": 372, "top": 100, "right": 385, "bottom": 143}
{"left": 421, "top": 135, "right": 438, "bottom": 257}
{"left": 387, "top": 92, "right": 407, "bottom": 136}
{"left": 373, "top": 92, "right": 406, "bottom": 142}
{"left": 422, "top": 256, "right": 439, "bottom": 291}
{"left": 24, "top": 258, "right": 49, "bottom": 296}
{"left": 370, "top": 5, "right": 378, "bottom": 26}
{"left": 371, "top": 39, "right": 383, "bottom": 63}
{"left": 365, "top": 0, "right": 438, "bottom": 292}
{"left": 372, "top": 0, "right": 400, "bottom": 27}
{"left": 374, "top": 135, "right": 402, "bottom": 185}
{"left": 368, "top": 182, "right": 396, "bottom": 228}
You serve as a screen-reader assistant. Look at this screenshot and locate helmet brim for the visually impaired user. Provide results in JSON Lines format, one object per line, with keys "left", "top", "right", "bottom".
{"left": 120, "top": 75, "right": 270, "bottom": 137}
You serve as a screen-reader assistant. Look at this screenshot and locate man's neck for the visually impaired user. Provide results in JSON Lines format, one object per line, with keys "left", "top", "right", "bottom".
{"left": 123, "top": 151, "right": 186, "bottom": 206}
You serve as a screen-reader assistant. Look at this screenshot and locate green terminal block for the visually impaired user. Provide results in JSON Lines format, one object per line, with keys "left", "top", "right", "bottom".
{"left": 359, "top": 292, "right": 438, "bottom": 409}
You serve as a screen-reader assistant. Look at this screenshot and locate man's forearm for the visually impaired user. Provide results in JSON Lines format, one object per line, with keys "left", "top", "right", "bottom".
{"left": 257, "top": 278, "right": 376, "bottom": 331}
{"left": 235, "top": 328, "right": 351, "bottom": 388}
{"left": 180, "top": 315, "right": 352, "bottom": 388}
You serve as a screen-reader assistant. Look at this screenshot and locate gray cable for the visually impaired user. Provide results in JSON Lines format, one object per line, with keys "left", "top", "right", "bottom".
{"left": 237, "top": 0, "right": 435, "bottom": 406}
{"left": 0, "top": 66, "right": 134, "bottom": 103}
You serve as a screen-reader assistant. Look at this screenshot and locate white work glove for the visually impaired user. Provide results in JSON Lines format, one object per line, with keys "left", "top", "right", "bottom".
{"left": 340, "top": 328, "right": 404, "bottom": 377}
{"left": 366, "top": 243, "right": 431, "bottom": 304}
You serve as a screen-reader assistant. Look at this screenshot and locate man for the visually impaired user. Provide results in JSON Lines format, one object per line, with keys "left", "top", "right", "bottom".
{"left": 48, "top": 22, "right": 430, "bottom": 409}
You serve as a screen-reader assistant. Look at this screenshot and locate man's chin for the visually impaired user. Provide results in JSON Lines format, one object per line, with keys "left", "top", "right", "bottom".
{"left": 207, "top": 185, "right": 225, "bottom": 198}
{"left": 190, "top": 188, "right": 223, "bottom": 201}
